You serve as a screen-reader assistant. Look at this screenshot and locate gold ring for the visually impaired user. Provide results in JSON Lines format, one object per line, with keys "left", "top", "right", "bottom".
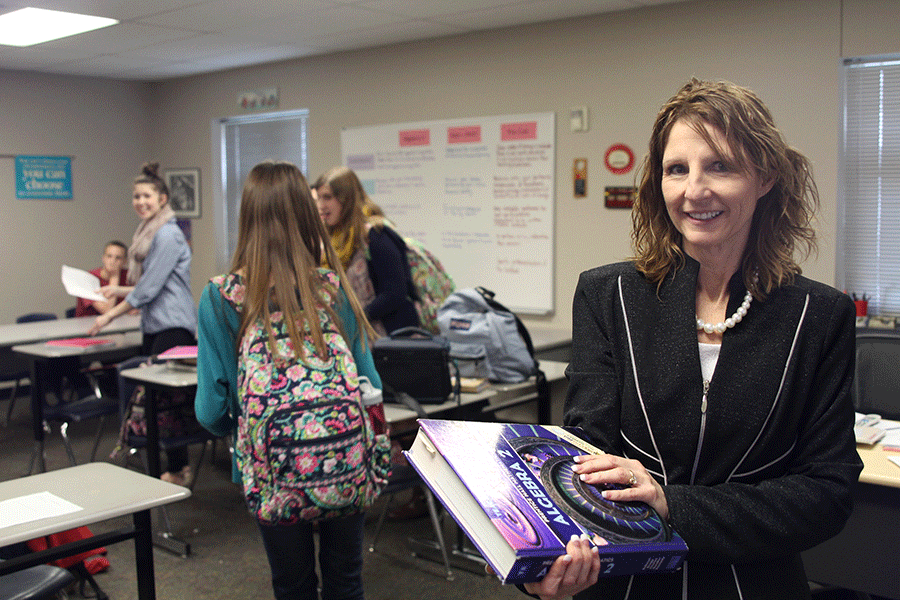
{"left": 627, "top": 469, "right": 637, "bottom": 487}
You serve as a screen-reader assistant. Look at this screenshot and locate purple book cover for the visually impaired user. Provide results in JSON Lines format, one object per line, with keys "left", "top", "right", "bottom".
{"left": 406, "top": 419, "right": 687, "bottom": 583}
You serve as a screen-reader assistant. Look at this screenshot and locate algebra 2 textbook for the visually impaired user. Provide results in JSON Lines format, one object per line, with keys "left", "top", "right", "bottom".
{"left": 404, "top": 419, "right": 687, "bottom": 584}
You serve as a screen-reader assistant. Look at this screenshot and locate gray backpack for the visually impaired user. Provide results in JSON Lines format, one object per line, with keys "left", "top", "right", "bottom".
{"left": 437, "top": 287, "right": 538, "bottom": 383}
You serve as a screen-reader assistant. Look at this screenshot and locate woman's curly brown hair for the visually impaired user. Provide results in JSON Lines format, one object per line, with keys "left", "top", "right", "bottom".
{"left": 632, "top": 79, "right": 818, "bottom": 298}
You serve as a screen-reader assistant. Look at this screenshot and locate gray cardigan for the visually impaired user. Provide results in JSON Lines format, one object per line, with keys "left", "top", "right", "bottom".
{"left": 564, "top": 258, "right": 862, "bottom": 600}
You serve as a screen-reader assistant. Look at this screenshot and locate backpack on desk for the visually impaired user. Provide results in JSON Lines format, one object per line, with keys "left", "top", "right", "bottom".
{"left": 214, "top": 269, "right": 391, "bottom": 525}
{"left": 437, "top": 287, "right": 538, "bottom": 383}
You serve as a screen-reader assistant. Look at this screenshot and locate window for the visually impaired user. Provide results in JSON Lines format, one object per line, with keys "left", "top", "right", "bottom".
{"left": 213, "top": 110, "right": 309, "bottom": 271}
{"left": 840, "top": 57, "right": 900, "bottom": 315}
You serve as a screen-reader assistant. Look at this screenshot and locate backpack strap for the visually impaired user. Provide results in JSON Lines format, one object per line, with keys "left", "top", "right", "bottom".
{"left": 474, "top": 287, "right": 550, "bottom": 423}
{"left": 474, "top": 286, "right": 538, "bottom": 361}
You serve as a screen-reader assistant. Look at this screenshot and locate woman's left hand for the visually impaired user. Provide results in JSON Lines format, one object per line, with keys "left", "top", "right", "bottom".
{"left": 572, "top": 453, "right": 669, "bottom": 521}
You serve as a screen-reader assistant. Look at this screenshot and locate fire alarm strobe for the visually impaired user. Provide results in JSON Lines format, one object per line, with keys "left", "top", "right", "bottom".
{"left": 604, "top": 144, "right": 634, "bottom": 175}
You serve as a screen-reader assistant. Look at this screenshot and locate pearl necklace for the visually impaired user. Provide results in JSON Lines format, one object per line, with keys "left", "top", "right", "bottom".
{"left": 696, "top": 289, "right": 753, "bottom": 334}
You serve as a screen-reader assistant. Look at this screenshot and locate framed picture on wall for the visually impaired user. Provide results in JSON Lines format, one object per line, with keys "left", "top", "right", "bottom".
{"left": 164, "top": 168, "right": 201, "bottom": 218}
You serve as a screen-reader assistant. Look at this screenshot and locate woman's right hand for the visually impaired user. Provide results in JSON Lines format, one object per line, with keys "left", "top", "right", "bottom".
{"left": 522, "top": 533, "right": 600, "bottom": 600}
{"left": 98, "top": 284, "right": 120, "bottom": 299}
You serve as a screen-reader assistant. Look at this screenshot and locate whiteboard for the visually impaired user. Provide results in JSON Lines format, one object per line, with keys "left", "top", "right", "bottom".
{"left": 341, "top": 112, "right": 555, "bottom": 314}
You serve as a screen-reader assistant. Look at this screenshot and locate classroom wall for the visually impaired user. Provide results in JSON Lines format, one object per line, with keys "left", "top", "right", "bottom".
{"left": 0, "top": 71, "right": 152, "bottom": 324}
{"left": 2, "top": 0, "right": 899, "bottom": 330}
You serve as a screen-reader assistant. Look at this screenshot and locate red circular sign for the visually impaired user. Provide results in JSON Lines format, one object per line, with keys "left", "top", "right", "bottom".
{"left": 604, "top": 144, "right": 635, "bottom": 175}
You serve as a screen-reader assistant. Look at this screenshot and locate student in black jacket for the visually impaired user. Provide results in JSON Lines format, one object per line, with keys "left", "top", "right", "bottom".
{"left": 523, "top": 79, "right": 863, "bottom": 600}
{"left": 314, "top": 166, "right": 419, "bottom": 336}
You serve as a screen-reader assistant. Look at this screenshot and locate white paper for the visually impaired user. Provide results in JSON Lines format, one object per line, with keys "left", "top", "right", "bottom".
{"left": 0, "top": 491, "right": 83, "bottom": 529}
{"left": 61, "top": 265, "right": 105, "bottom": 301}
{"left": 888, "top": 456, "right": 900, "bottom": 470}
{"left": 877, "top": 418, "right": 900, "bottom": 448}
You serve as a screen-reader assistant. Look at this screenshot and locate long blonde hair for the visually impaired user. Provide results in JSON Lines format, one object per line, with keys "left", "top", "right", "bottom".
{"left": 230, "top": 161, "right": 375, "bottom": 361}
{"left": 632, "top": 79, "right": 818, "bottom": 298}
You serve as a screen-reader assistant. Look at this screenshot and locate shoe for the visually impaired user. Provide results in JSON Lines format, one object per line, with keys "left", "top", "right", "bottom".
{"left": 160, "top": 465, "right": 192, "bottom": 487}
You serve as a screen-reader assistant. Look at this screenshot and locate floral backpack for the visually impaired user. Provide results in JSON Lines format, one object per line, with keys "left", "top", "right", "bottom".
{"left": 214, "top": 269, "right": 391, "bottom": 525}
{"left": 403, "top": 236, "right": 455, "bottom": 334}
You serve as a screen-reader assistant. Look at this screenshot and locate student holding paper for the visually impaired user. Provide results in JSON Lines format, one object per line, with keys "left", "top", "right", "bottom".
{"left": 520, "top": 80, "right": 863, "bottom": 600}
{"left": 75, "top": 241, "right": 129, "bottom": 317}
{"left": 89, "top": 161, "right": 197, "bottom": 485}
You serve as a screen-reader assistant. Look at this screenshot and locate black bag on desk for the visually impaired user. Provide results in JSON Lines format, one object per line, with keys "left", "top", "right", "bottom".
{"left": 372, "top": 327, "right": 453, "bottom": 404}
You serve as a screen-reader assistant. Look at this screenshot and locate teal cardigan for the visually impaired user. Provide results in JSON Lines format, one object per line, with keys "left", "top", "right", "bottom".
{"left": 194, "top": 276, "right": 382, "bottom": 483}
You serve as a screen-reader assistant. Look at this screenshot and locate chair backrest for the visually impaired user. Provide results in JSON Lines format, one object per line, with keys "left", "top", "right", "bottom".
{"left": 16, "top": 312, "right": 57, "bottom": 323}
{"left": 853, "top": 330, "right": 900, "bottom": 420}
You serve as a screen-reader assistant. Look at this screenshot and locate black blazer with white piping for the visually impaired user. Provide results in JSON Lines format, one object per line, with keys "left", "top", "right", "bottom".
{"left": 565, "top": 257, "right": 862, "bottom": 600}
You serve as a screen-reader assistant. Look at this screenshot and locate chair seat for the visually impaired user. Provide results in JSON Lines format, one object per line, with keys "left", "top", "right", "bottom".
{"left": 126, "top": 430, "right": 218, "bottom": 452}
{"left": 44, "top": 397, "right": 119, "bottom": 423}
{"left": 0, "top": 564, "right": 76, "bottom": 600}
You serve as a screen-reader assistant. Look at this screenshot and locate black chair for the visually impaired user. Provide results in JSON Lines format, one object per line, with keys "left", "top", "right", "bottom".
{"left": 0, "top": 562, "right": 76, "bottom": 600}
{"left": 42, "top": 368, "right": 119, "bottom": 466}
{"left": 853, "top": 330, "right": 900, "bottom": 420}
{"left": 16, "top": 313, "right": 57, "bottom": 323}
{"left": 3, "top": 314, "right": 58, "bottom": 426}
{"left": 368, "top": 389, "right": 453, "bottom": 580}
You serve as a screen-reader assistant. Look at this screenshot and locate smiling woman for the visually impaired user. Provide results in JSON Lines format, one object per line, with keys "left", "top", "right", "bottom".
{"left": 517, "top": 79, "right": 862, "bottom": 600}
{"left": 87, "top": 161, "right": 199, "bottom": 486}
{"left": 660, "top": 120, "right": 773, "bottom": 303}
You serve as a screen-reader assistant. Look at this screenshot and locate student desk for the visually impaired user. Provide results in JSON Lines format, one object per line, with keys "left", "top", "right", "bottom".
{"left": 0, "top": 314, "right": 141, "bottom": 395}
{"left": 383, "top": 359, "right": 569, "bottom": 436}
{"left": 118, "top": 362, "right": 198, "bottom": 556}
{"left": 802, "top": 444, "right": 900, "bottom": 599}
{"left": 0, "top": 314, "right": 141, "bottom": 349}
{"left": 0, "top": 462, "right": 190, "bottom": 600}
{"left": 528, "top": 326, "right": 572, "bottom": 363}
{"left": 12, "top": 331, "right": 143, "bottom": 474}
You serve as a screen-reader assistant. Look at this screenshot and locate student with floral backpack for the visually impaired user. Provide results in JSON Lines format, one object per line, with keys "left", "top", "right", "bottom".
{"left": 195, "top": 161, "right": 390, "bottom": 600}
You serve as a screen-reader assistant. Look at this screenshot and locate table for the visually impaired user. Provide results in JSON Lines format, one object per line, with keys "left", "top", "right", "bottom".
{"left": 802, "top": 444, "right": 900, "bottom": 599}
{"left": 0, "top": 314, "right": 141, "bottom": 349}
{"left": 13, "top": 331, "right": 143, "bottom": 474}
{"left": 119, "top": 362, "right": 198, "bottom": 556}
{"left": 383, "top": 359, "right": 569, "bottom": 436}
{"left": 0, "top": 462, "right": 190, "bottom": 600}
{"left": 0, "top": 314, "right": 141, "bottom": 398}
{"left": 528, "top": 326, "right": 572, "bottom": 363}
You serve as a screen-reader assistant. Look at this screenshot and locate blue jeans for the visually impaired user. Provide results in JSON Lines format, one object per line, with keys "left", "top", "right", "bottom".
{"left": 257, "top": 512, "right": 366, "bottom": 600}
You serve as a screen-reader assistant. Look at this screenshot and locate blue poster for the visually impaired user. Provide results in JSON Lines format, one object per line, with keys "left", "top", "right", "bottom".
{"left": 16, "top": 155, "right": 72, "bottom": 199}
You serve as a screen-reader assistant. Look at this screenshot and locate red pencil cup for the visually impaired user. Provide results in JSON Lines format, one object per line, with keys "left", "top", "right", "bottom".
{"left": 854, "top": 300, "right": 868, "bottom": 317}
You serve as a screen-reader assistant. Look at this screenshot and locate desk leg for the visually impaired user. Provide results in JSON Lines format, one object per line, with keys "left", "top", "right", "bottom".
{"left": 145, "top": 388, "right": 162, "bottom": 479}
{"left": 28, "top": 358, "right": 46, "bottom": 474}
{"left": 134, "top": 508, "right": 157, "bottom": 600}
{"left": 144, "top": 385, "right": 191, "bottom": 557}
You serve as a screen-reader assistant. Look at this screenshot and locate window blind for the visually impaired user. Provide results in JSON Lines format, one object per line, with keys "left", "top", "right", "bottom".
{"left": 841, "top": 58, "right": 900, "bottom": 315}
{"left": 218, "top": 110, "right": 309, "bottom": 266}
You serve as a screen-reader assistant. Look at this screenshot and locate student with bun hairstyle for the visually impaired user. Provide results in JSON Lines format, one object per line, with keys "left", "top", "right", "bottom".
{"left": 89, "top": 161, "right": 197, "bottom": 485}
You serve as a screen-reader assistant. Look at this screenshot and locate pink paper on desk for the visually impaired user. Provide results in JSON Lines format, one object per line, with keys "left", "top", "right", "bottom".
{"left": 157, "top": 345, "right": 198, "bottom": 360}
{"left": 46, "top": 338, "right": 113, "bottom": 347}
